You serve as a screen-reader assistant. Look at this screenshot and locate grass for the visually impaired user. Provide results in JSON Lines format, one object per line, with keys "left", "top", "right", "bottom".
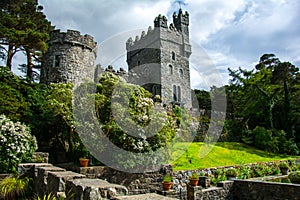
{"left": 170, "top": 142, "right": 299, "bottom": 171}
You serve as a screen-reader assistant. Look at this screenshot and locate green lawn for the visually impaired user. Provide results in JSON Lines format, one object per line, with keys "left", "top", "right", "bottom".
{"left": 170, "top": 142, "right": 299, "bottom": 171}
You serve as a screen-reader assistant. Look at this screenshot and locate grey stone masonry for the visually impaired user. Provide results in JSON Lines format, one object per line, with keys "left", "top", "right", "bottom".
{"left": 36, "top": 166, "right": 66, "bottom": 196}
{"left": 41, "top": 29, "right": 97, "bottom": 87}
{"left": 126, "top": 9, "right": 192, "bottom": 108}
{"left": 233, "top": 179, "right": 300, "bottom": 200}
{"left": 47, "top": 171, "right": 85, "bottom": 195}
{"left": 112, "top": 193, "right": 178, "bottom": 200}
{"left": 66, "top": 178, "right": 128, "bottom": 200}
{"left": 18, "top": 163, "right": 53, "bottom": 179}
{"left": 32, "top": 152, "right": 49, "bottom": 163}
{"left": 187, "top": 181, "right": 234, "bottom": 200}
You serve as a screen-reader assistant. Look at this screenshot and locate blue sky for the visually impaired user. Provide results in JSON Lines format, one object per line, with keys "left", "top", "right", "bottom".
{"left": 14, "top": 0, "right": 300, "bottom": 89}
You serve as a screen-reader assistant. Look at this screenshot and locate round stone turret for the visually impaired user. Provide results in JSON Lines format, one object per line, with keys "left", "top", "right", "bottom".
{"left": 41, "top": 29, "right": 97, "bottom": 85}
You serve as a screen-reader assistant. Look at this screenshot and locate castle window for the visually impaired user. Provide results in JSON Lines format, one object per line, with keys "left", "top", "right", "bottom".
{"left": 177, "top": 86, "right": 181, "bottom": 102}
{"left": 179, "top": 68, "right": 183, "bottom": 77}
{"left": 169, "top": 64, "right": 173, "bottom": 75}
{"left": 152, "top": 85, "right": 161, "bottom": 96}
{"left": 173, "top": 85, "right": 177, "bottom": 102}
{"left": 54, "top": 55, "right": 61, "bottom": 67}
{"left": 171, "top": 51, "right": 176, "bottom": 60}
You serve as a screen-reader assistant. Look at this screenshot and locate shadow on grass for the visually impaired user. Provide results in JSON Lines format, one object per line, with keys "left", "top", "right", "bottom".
{"left": 214, "top": 142, "right": 295, "bottom": 159}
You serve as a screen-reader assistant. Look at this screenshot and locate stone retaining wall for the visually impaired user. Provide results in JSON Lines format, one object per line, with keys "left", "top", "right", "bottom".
{"left": 187, "top": 181, "right": 233, "bottom": 200}
{"left": 233, "top": 179, "right": 300, "bottom": 199}
{"left": 57, "top": 160, "right": 296, "bottom": 199}
{"left": 15, "top": 160, "right": 300, "bottom": 200}
{"left": 18, "top": 163, "right": 132, "bottom": 200}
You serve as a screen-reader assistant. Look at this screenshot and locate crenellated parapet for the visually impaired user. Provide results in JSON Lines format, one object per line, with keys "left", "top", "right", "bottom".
{"left": 126, "top": 10, "right": 190, "bottom": 51}
{"left": 49, "top": 29, "right": 97, "bottom": 54}
{"left": 41, "top": 29, "right": 98, "bottom": 85}
{"left": 126, "top": 25, "right": 158, "bottom": 50}
{"left": 173, "top": 9, "right": 189, "bottom": 31}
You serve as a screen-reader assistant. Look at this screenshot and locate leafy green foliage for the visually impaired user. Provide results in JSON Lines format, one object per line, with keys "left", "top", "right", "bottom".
{"left": 0, "top": 0, "right": 53, "bottom": 81}
{"left": 163, "top": 173, "right": 172, "bottom": 183}
{"left": 225, "top": 168, "right": 237, "bottom": 177}
{"left": 226, "top": 54, "right": 300, "bottom": 155}
{"left": 92, "top": 72, "right": 178, "bottom": 168}
{"left": 189, "top": 172, "right": 199, "bottom": 180}
{"left": 0, "top": 115, "right": 38, "bottom": 173}
{"left": 0, "top": 177, "right": 32, "bottom": 200}
{"left": 288, "top": 171, "right": 300, "bottom": 184}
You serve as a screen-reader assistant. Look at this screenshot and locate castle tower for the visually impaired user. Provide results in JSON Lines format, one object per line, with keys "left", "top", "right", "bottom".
{"left": 126, "top": 9, "right": 192, "bottom": 108}
{"left": 41, "top": 30, "right": 97, "bottom": 86}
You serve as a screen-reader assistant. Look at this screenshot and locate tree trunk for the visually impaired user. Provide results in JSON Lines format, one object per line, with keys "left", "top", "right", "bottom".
{"left": 69, "top": 126, "right": 74, "bottom": 155}
{"left": 283, "top": 80, "right": 293, "bottom": 138}
{"left": 6, "top": 44, "right": 14, "bottom": 70}
{"left": 26, "top": 48, "right": 33, "bottom": 82}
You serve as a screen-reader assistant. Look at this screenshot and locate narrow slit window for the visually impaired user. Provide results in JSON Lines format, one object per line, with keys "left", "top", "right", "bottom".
{"left": 169, "top": 64, "right": 173, "bottom": 75}
{"left": 54, "top": 55, "right": 61, "bottom": 67}
{"left": 177, "top": 86, "right": 181, "bottom": 102}
{"left": 172, "top": 51, "right": 176, "bottom": 60}
{"left": 173, "top": 85, "right": 177, "bottom": 102}
{"left": 179, "top": 68, "right": 183, "bottom": 77}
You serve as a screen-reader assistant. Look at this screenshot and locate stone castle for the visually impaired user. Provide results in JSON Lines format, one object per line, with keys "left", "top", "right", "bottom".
{"left": 41, "top": 9, "right": 192, "bottom": 108}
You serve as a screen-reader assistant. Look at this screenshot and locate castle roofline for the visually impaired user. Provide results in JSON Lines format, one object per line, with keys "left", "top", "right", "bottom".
{"left": 49, "top": 29, "right": 97, "bottom": 52}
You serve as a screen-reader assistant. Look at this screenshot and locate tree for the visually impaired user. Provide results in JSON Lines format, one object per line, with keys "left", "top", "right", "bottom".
{"left": 194, "top": 89, "right": 211, "bottom": 110}
{"left": 271, "top": 62, "right": 300, "bottom": 138}
{"left": 227, "top": 54, "right": 300, "bottom": 154}
{"left": 0, "top": 0, "right": 53, "bottom": 81}
{"left": 46, "top": 83, "right": 76, "bottom": 154}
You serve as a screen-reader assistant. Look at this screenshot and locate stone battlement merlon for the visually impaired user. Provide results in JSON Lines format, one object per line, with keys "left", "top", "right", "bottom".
{"left": 126, "top": 20, "right": 180, "bottom": 50}
{"left": 49, "top": 29, "right": 97, "bottom": 52}
{"left": 126, "top": 10, "right": 189, "bottom": 50}
{"left": 173, "top": 9, "right": 189, "bottom": 26}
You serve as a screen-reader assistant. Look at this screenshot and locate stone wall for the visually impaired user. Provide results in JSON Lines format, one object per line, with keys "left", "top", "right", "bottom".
{"left": 233, "top": 179, "right": 300, "bottom": 200}
{"left": 187, "top": 181, "right": 233, "bottom": 200}
{"left": 17, "top": 163, "right": 177, "bottom": 200}
{"left": 65, "top": 161, "right": 293, "bottom": 199}
{"left": 17, "top": 163, "right": 130, "bottom": 200}
{"left": 70, "top": 165, "right": 173, "bottom": 195}
{"left": 15, "top": 161, "right": 300, "bottom": 200}
{"left": 32, "top": 152, "right": 49, "bottom": 163}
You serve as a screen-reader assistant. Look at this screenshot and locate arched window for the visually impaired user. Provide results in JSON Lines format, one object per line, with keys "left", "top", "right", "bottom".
{"left": 173, "top": 85, "right": 177, "bottom": 102}
{"left": 179, "top": 68, "right": 183, "bottom": 77}
{"left": 171, "top": 51, "right": 176, "bottom": 60}
{"left": 169, "top": 64, "right": 173, "bottom": 75}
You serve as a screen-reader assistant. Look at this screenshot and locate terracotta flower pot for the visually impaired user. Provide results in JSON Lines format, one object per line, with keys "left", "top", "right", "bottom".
{"left": 162, "top": 182, "right": 172, "bottom": 191}
{"left": 189, "top": 179, "right": 199, "bottom": 186}
{"left": 79, "top": 158, "right": 89, "bottom": 167}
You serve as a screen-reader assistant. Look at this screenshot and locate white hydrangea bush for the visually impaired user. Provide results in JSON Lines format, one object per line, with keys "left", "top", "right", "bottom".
{"left": 0, "top": 114, "right": 38, "bottom": 173}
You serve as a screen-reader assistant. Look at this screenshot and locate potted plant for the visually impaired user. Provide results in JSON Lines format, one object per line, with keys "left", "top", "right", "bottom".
{"left": 225, "top": 168, "right": 237, "bottom": 180}
{"left": 162, "top": 173, "right": 172, "bottom": 191}
{"left": 278, "top": 162, "right": 289, "bottom": 175}
{"left": 79, "top": 148, "right": 89, "bottom": 167}
{"left": 189, "top": 172, "right": 199, "bottom": 186}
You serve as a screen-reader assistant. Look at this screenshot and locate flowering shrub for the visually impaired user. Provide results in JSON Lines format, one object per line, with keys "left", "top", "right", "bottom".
{"left": 0, "top": 115, "right": 38, "bottom": 173}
